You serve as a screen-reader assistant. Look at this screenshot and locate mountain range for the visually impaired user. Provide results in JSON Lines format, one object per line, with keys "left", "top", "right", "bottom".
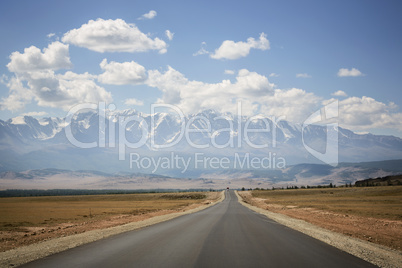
{"left": 1, "top": 109, "right": 402, "bottom": 178}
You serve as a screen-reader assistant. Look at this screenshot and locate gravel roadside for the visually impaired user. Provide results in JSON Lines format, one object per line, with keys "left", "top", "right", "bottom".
{"left": 0, "top": 191, "right": 225, "bottom": 268}
{"left": 235, "top": 190, "right": 402, "bottom": 268}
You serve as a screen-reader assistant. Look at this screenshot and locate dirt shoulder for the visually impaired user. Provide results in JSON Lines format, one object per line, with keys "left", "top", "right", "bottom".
{"left": 0, "top": 191, "right": 224, "bottom": 268}
{"left": 237, "top": 191, "right": 402, "bottom": 268}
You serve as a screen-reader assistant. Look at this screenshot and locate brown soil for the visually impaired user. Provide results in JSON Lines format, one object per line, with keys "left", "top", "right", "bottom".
{"left": 0, "top": 194, "right": 219, "bottom": 252}
{"left": 238, "top": 191, "right": 402, "bottom": 251}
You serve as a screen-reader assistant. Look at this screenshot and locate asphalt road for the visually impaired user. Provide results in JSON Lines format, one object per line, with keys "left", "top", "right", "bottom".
{"left": 22, "top": 190, "right": 375, "bottom": 268}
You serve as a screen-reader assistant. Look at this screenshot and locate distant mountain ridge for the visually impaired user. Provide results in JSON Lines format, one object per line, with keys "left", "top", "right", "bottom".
{"left": 0, "top": 109, "right": 402, "bottom": 174}
{"left": 1, "top": 159, "right": 401, "bottom": 189}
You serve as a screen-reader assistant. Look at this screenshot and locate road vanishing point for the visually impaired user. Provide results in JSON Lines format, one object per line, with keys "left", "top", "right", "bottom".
{"left": 22, "top": 190, "right": 375, "bottom": 268}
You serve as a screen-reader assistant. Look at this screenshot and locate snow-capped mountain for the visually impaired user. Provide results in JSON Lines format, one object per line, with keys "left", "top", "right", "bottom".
{"left": 0, "top": 109, "right": 402, "bottom": 174}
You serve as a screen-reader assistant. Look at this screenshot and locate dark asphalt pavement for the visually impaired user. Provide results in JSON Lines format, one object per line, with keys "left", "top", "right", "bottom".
{"left": 22, "top": 190, "right": 375, "bottom": 267}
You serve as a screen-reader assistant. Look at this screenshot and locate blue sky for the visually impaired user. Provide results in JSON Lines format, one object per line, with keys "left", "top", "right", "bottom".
{"left": 0, "top": 0, "right": 401, "bottom": 136}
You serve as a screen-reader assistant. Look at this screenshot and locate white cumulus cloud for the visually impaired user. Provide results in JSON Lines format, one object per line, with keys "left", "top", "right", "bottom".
{"left": 146, "top": 66, "right": 323, "bottom": 122}
{"left": 260, "top": 88, "right": 321, "bottom": 122}
{"left": 124, "top": 98, "right": 144, "bottom": 106}
{"left": 165, "top": 30, "right": 174, "bottom": 41}
{"left": 337, "top": 96, "right": 402, "bottom": 130}
{"left": 296, "top": 73, "right": 312, "bottom": 78}
{"left": 193, "top": 42, "right": 209, "bottom": 56}
{"left": 210, "top": 33, "right": 270, "bottom": 60}
{"left": 269, "top": 73, "right": 279, "bottom": 77}
{"left": 7, "top": 41, "right": 72, "bottom": 73}
{"left": 62, "top": 18, "right": 167, "bottom": 54}
{"left": 224, "top": 70, "right": 235, "bottom": 75}
{"left": 22, "top": 111, "right": 48, "bottom": 117}
{"left": 147, "top": 67, "right": 277, "bottom": 115}
{"left": 139, "top": 10, "right": 157, "bottom": 20}
{"left": 38, "top": 71, "right": 112, "bottom": 110}
{"left": 337, "top": 68, "right": 364, "bottom": 77}
{"left": 332, "top": 90, "right": 347, "bottom": 97}
{"left": 1, "top": 71, "right": 112, "bottom": 111}
{"left": 2, "top": 42, "right": 112, "bottom": 111}
{"left": 0, "top": 76, "right": 34, "bottom": 111}
{"left": 98, "top": 59, "right": 147, "bottom": 85}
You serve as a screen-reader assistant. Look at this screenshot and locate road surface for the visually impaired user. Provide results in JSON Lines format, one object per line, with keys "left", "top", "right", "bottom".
{"left": 22, "top": 190, "right": 375, "bottom": 267}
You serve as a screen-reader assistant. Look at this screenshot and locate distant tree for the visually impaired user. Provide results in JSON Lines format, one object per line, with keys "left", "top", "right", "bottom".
{"left": 329, "top": 183, "right": 333, "bottom": 188}
{"left": 241, "top": 187, "right": 245, "bottom": 191}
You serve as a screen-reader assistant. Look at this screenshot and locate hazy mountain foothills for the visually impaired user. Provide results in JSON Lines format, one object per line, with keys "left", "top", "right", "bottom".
{"left": 0, "top": 109, "right": 402, "bottom": 189}
{"left": 1, "top": 159, "right": 402, "bottom": 190}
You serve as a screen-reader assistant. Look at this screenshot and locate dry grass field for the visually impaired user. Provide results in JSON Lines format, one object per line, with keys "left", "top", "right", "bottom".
{"left": 0, "top": 192, "right": 217, "bottom": 251}
{"left": 251, "top": 186, "right": 402, "bottom": 220}
{"left": 0, "top": 192, "right": 208, "bottom": 230}
{"left": 239, "top": 186, "right": 402, "bottom": 250}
